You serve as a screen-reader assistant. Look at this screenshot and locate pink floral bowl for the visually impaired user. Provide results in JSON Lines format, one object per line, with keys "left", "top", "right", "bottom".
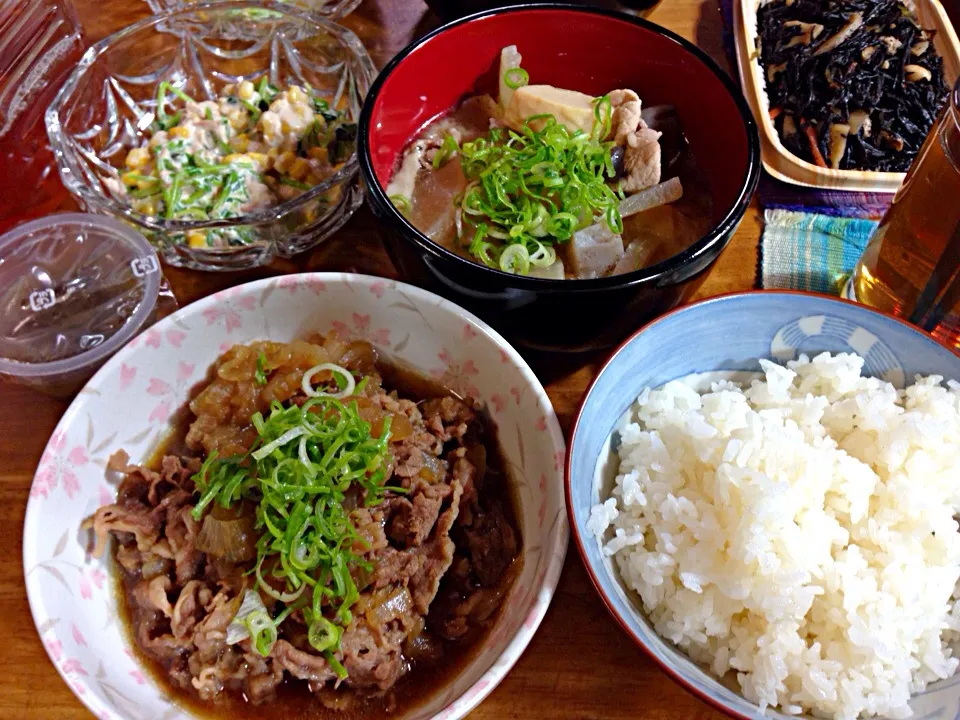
{"left": 23, "top": 272, "right": 568, "bottom": 720}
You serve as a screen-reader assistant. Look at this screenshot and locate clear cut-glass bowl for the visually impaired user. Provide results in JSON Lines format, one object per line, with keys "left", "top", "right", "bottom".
{"left": 46, "top": 1, "right": 375, "bottom": 271}
{"left": 144, "top": 0, "right": 364, "bottom": 21}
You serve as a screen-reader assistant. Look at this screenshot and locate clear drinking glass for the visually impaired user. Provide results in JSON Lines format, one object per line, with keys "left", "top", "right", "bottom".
{"left": 143, "top": 0, "right": 363, "bottom": 21}
{"left": 0, "top": 1, "right": 85, "bottom": 234}
{"left": 851, "top": 77, "right": 960, "bottom": 351}
{"left": 46, "top": 2, "right": 375, "bottom": 271}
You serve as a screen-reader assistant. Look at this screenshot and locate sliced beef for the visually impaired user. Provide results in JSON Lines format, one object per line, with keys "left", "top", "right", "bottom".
{"left": 463, "top": 502, "right": 518, "bottom": 587}
{"left": 88, "top": 502, "right": 161, "bottom": 555}
{"left": 353, "top": 507, "right": 389, "bottom": 553}
{"left": 192, "top": 590, "right": 239, "bottom": 661}
{"left": 387, "top": 482, "right": 448, "bottom": 547}
{"left": 370, "top": 546, "right": 423, "bottom": 589}
{"left": 271, "top": 639, "right": 337, "bottom": 684}
{"left": 165, "top": 505, "right": 204, "bottom": 584}
{"left": 136, "top": 610, "right": 190, "bottom": 661}
{"left": 339, "top": 622, "right": 404, "bottom": 690}
{"left": 171, "top": 580, "right": 212, "bottom": 639}
{"left": 422, "top": 397, "right": 476, "bottom": 443}
{"left": 410, "top": 482, "right": 463, "bottom": 613}
{"left": 132, "top": 575, "right": 174, "bottom": 617}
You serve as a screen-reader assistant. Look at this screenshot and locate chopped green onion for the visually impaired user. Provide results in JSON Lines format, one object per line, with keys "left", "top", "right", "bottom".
{"left": 527, "top": 240, "right": 557, "bottom": 268}
{"left": 241, "top": 98, "right": 262, "bottom": 121}
{"left": 279, "top": 177, "right": 312, "bottom": 191}
{"left": 251, "top": 426, "right": 306, "bottom": 461}
{"left": 432, "top": 133, "right": 460, "bottom": 170}
{"left": 325, "top": 651, "right": 348, "bottom": 679}
{"left": 246, "top": 609, "right": 278, "bottom": 656}
{"left": 255, "top": 352, "right": 268, "bottom": 385}
{"left": 503, "top": 67, "right": 529, "bottom": 90}
{"left": 457, "top": 109, "right": 621, "bottom": 274}
{"left": 301, "top": 363, "right": 356, "bottom": 398}
{"left": 190, "top": 386, "right": 396, "bottom": 672}
{"left": 389, "top": 194, "right": 411, "bottom": 215}
{"left": 306, "top": 614, "right": 342, "bottom": 652}
{"left": 592, "top": 94, "right": 613, "bottom": 142}
{"left": 499, "top": 243, "right": 530, "bottom": 274}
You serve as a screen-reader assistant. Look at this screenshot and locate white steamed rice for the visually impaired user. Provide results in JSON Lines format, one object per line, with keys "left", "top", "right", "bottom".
{"left": 588, "top": 352, "right": 960, "bottom": 719}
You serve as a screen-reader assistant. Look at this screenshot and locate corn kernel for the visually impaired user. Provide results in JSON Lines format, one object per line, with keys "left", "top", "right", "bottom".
{"left": 247, "top": 152, "right": 269, "bottom": 171}
{"left": 267, "top": 147, "right": 279, "bottom": 159}
{"left": 125, "top": 147, "right": 149, "bottom": 169}
{"left": 260, "top": 112, "right": 281, "bottom": 145}
{"left": 223, "top": 153, "right": 244, "bottom": 164}
{"left": 280, "top": 119, "right": 291, "bottom": 135}
{"left": 230, "top": 135, "right": 250, "bottom": 152}
{"left": 288, "top": 86, "right": 305, "bottom": 103}
{"left": 289, "top": 158, "right": 310, "bottom": 181}
{"left": 239, "top": 80, "right": 255, "bottom": 101}
{"left": 274, "top": 150, "right": 296, "bottom": 174}
{"left": 134, "top": 198, "right": 157, "bottom": 216}
{"left": 121, "top": 171, "right": 155, "bottom": 190}
{"left": 308, "top": 147, "right": 328, "bottom": 163}
{"left": 168, "top": 126, "right": 191, "bottom": 139}
{"left": 186, "top": 231, "right": 208, "bottom": 248}
{"left": 229, "top": 111, "right": 248, "bottom": 130}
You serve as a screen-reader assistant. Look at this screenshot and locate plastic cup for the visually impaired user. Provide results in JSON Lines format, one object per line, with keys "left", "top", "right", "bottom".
{"left": 0, "top": 213, "right": 161, "bottom": 397}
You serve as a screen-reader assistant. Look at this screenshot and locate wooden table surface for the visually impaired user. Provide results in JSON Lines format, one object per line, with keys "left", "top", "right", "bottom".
{"left": 2, "top": 0, "right": 758, "bottom": 717}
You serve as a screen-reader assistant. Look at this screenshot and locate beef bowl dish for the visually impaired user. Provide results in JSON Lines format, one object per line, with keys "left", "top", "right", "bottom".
{"left": 360, "top": 5, "right": 761, "bottom": 351}
{"left": 23, "top": 274, "right": 568, "bottom": 720}
{"left": 89, "top": 333, "right": 521, "bottom": 715}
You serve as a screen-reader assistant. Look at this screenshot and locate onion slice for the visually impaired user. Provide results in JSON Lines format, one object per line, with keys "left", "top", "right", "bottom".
{"left": 302, "top": 362, "right": 356, "bottom": 399}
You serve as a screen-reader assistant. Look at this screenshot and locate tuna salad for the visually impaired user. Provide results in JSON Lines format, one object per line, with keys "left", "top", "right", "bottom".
{"left": 111, "top": 80, "right": 357, "bottom": 248}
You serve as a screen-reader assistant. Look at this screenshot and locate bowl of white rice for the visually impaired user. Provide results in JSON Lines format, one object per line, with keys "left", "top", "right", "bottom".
{"left": 567, "top": 290, "right": 960, "bottom": 720}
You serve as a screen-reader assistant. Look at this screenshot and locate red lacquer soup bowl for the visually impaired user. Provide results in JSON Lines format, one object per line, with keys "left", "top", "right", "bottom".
{"left": 359, "top": 4, "right": 761, "bottom": 352}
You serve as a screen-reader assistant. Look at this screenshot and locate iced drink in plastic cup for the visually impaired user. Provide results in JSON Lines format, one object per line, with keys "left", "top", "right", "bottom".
{"left": 0, "top": 2, "right": 85, "bottom": 234}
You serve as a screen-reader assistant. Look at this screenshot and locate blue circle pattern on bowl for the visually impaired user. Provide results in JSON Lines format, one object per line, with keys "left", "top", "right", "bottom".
{"left": 567, "top": 291, "right": 960, "bottom": 720}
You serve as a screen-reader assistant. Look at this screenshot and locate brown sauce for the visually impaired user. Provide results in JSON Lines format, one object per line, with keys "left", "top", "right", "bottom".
{"left": 114, "top": 354, "right": 523, "bottom": 719}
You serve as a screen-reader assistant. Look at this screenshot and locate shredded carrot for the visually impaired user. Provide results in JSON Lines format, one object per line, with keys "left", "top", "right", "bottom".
{"left": 804, "top": 124, "right": 828, "bottom": 168}
{"left": 769, "top": 107, "right": 782, "bottom": 120}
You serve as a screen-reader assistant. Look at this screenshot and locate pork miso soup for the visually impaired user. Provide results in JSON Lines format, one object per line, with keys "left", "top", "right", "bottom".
{"left": 386, "top": 45, "right": 714, "bottom": 280}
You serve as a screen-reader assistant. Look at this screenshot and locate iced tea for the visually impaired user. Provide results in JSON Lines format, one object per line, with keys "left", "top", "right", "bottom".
{"left": 852, "top": 78, "right": 960, "bottom": 350}
{"left": 0, "top": 2, "right": 84, "bottom": 234}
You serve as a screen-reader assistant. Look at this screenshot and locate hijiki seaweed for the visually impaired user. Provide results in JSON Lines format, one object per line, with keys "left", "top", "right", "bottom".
{"left": 757, "top": 0, "right": 949, "bottom": 172}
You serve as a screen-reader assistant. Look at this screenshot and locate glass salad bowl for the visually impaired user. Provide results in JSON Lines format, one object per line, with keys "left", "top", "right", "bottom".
{"left": 144, "top": 0, "right": 364, "bottom": 21}
{"left": 46, "top": 1, "right": 375, "bottom": 271}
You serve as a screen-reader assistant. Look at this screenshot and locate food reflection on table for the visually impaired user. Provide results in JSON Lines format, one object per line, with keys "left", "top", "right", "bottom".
{"left": 86, "top": 333, "right": 521, "bottom": 715}
{"left": 386, "top": 45, "right": 713, "bottom": 280}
